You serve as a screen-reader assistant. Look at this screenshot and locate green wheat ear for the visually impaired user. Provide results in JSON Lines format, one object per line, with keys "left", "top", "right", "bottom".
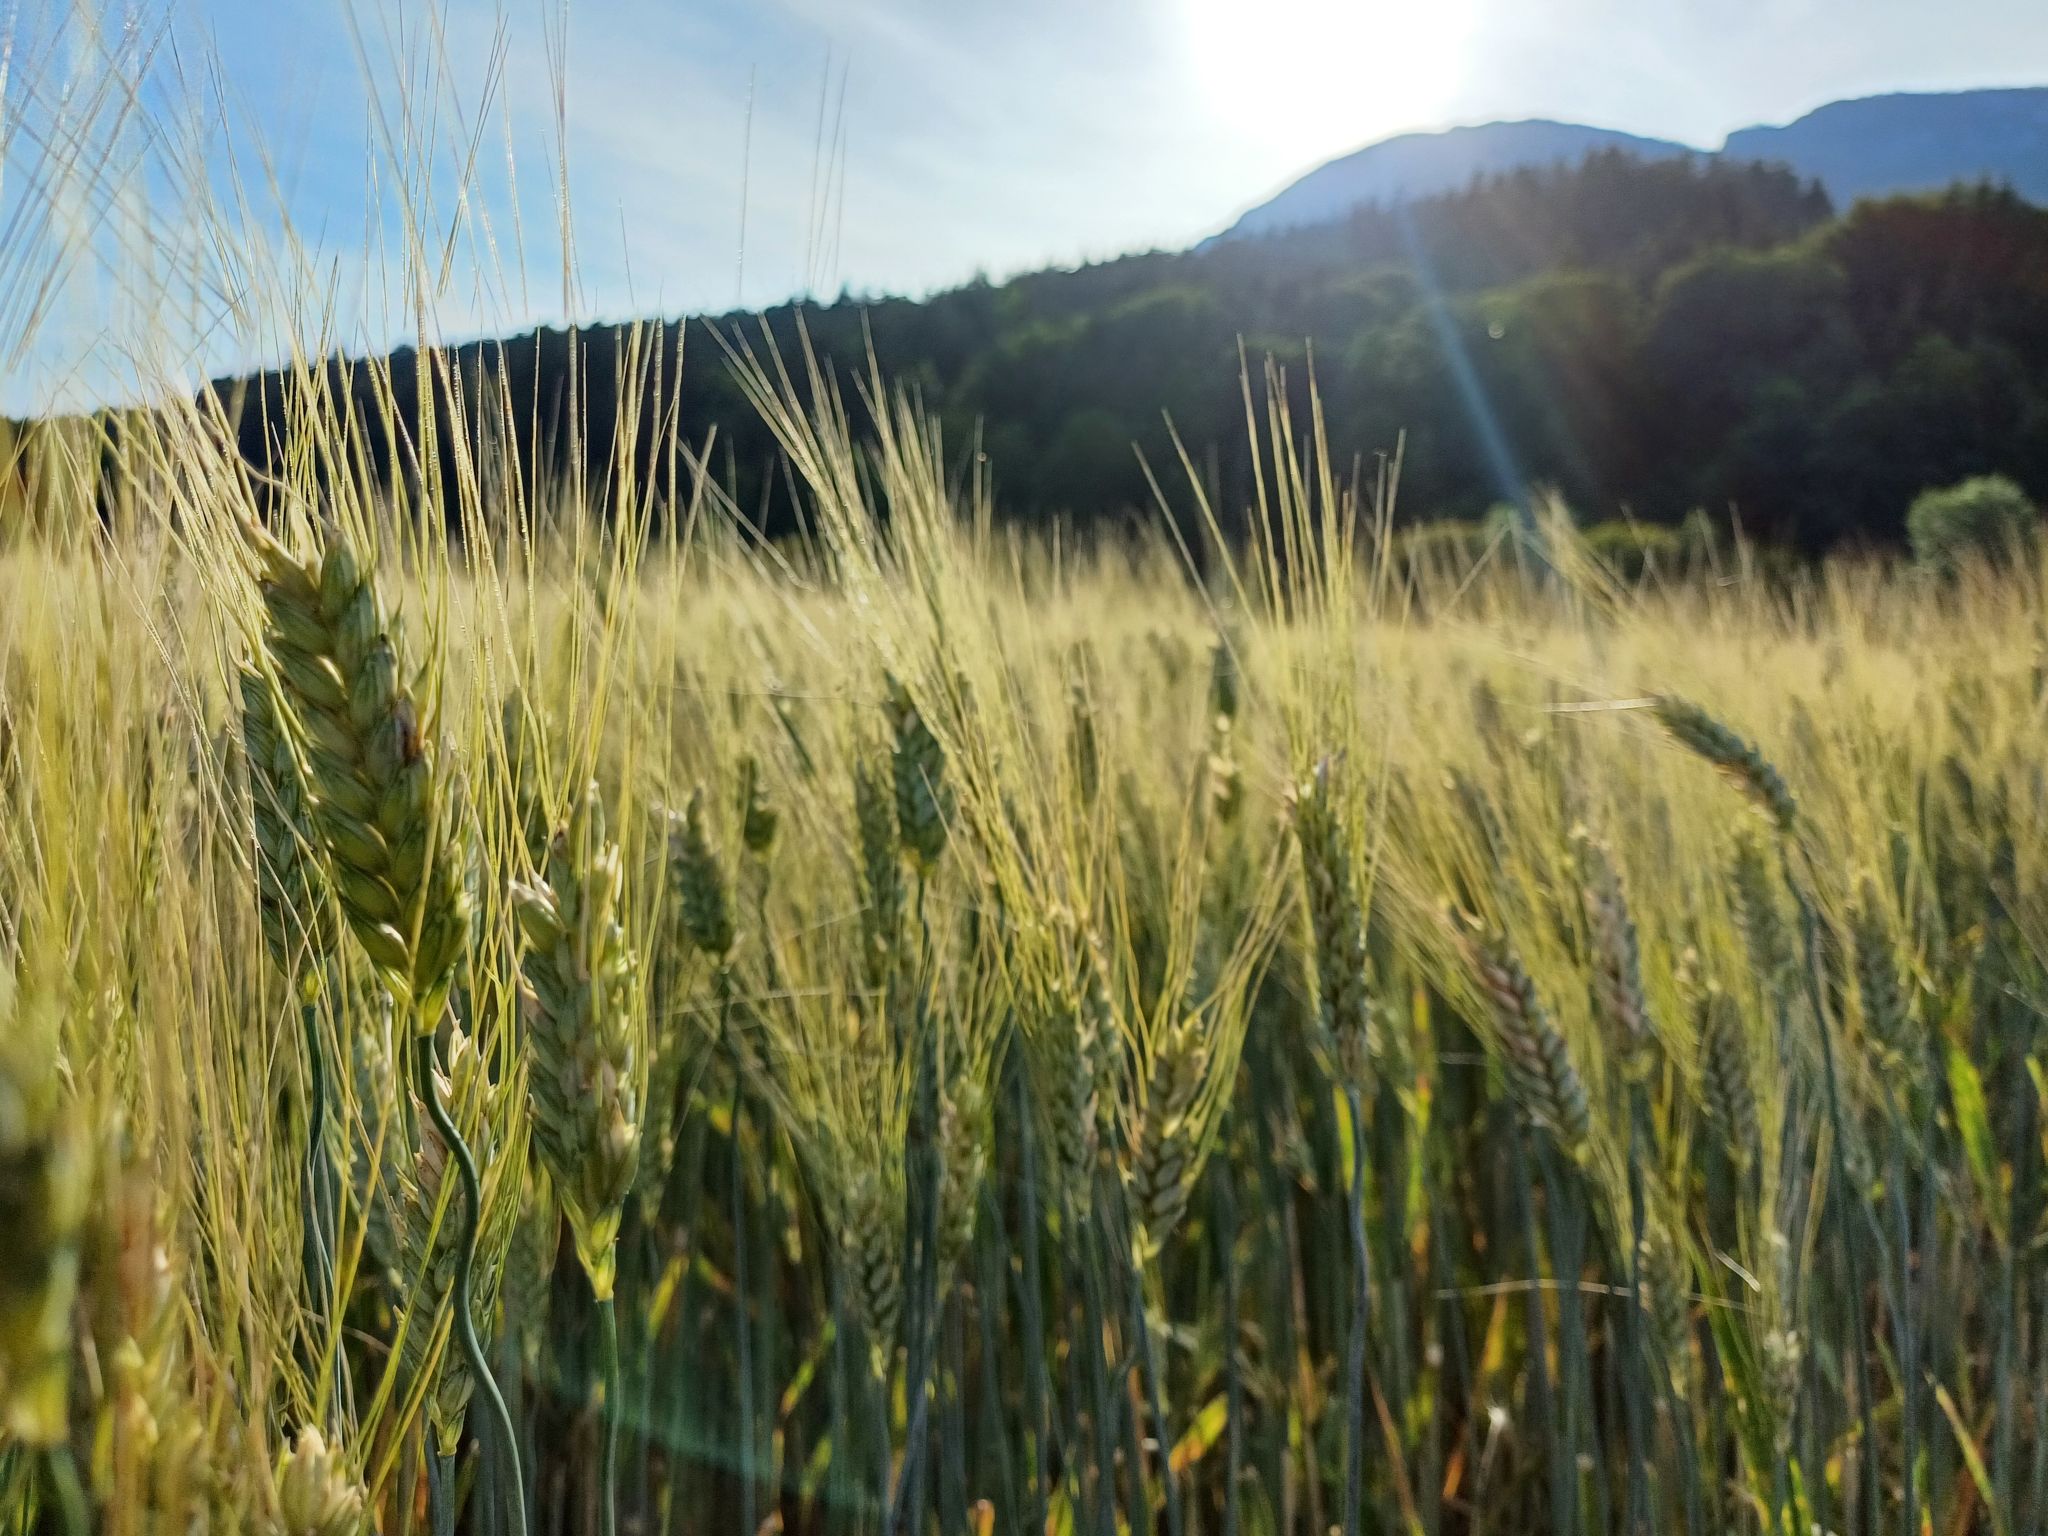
{"left": 1291, "top": 757, "right": 1377, "bottom": 1092}
{"left": 1575, "top": 830, "right": 1654, "bottom": 1082}
{"left": 853, "top": 754, "right": 904, "bottom": 992}
{"left": 239, "top": 662, "right": 338, "bottom": 984}
{"left": 513, "top": 782, "right": 643, "bottom": 1300}
{"left": 885, "top": 674, "right": 950, "bottom": 872}
{"left": 934, "top": 1074, "right": 992, "bottom": 1275}
{"left": 1455, "top": 915, "right": 1592, "bottom": 1159}
{"left": 841, "top": 1167, "right": 905, "bottom": 1379}
{"left": 273, "top": 1425, "right": 368, "bottom": 1536}
{"left": 1647, "top": 695, "right": 1799, "bottom": 833}
{"left": 668, "top": 785, "right": 736, "bottom": 964}
{"left": 1693, "top": 980, "right": 1760, "bottom": 1172}
{"left": 249, "top": 518, "right": 472, "bottom": 1028}
{"left": 1127, "top": 1017, "right": 1213, "bottom": 1261}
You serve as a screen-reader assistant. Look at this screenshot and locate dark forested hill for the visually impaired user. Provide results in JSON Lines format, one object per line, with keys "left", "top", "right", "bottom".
{"left": 34, "top": 151, "right": 2048, "bottom": 554}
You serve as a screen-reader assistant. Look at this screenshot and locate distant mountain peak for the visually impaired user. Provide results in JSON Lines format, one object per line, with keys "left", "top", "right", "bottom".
{"left": 1218, "top": 86, "right": 2048, "bottom": 242}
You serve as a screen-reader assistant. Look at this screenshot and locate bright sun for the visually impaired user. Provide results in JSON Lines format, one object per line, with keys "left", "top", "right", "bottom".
{"left": 1182, "top": 0, "right": 1477, "bottom": 161}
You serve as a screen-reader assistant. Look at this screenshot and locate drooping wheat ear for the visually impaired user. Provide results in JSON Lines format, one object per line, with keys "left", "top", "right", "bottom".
{"left": 667, "top": 785, "right": 736, "bottom": 966}
{"left": 1575, "top": 830, "right": 1654, "bottom": 1082}
{"left": 513, "top": 783, "right": 643, "bottom": 1300}
{"left": 1729, "top": 831, "right": 1794, "bottom": 988}
{"left": 1456, "top": 917, "right": 1592, "bottom": 1158}
{"left": 841, "top": 1168, "right": 905, "bottom": 1380}
{"left": 273, "top": 1426, "right": 368, "bottom": 1536}
{"left": 885, "top": 674, "right": 950, "bottom": 872}
{"left": 1648, "top": 696, "right": 1799, "bottom": 834}
{"left": 854, "top": 755, "right": 905, "bottom": 992}
{"left": 239, "top": 663, "right": 338, "bottom": 982}
{"left": 934, "top": 1074, "right": 992, "bottom": 1275}
{"left": 1127, "top": 1017, "right": 1212, "bottom": 1261}
{"left": 0, "top": 1036, "right": 86, "bottom": 1447}
{"left": 1291, "top": 758, "right": 1376, "bottom": 1092}
{"left": 393, "top": 1025, "right": 519, "bottom": 1455}
{"left": 736, "top": 755, "right": 779, "bottom": 858}
{"left": 249, "top": 519, "right": 472, "bottom": 1027}
{"left": 1692, "top": 981, "right": 1760, "bottom": 1172}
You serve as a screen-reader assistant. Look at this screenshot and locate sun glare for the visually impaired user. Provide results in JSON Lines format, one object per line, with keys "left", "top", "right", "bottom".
{"left": 1182, "top": 0, "right": 1477, "bottom": 161}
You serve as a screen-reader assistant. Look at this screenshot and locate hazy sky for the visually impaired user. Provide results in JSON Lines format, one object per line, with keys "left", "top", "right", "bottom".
{"left": 6, "top": 0, "right": 2047, "bottom": 405}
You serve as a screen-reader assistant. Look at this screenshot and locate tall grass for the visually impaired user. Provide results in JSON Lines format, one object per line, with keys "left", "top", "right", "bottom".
{"left": 2, "top": 10, "right": 2046, "bottom": 1535}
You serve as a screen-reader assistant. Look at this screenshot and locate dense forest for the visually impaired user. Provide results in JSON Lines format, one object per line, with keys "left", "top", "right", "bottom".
{"left": 12, "top": 150, "right": 2048, "bottom": 551}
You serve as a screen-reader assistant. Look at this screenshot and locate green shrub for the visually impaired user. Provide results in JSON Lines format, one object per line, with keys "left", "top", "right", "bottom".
{"left": 1906, "top": 473, "right": 2039, "bottom": 570}
{"left": 1582, "top": 520, "right": 1684, "bottom": 582}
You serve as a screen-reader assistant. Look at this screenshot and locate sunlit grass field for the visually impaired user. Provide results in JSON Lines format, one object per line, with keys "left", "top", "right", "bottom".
{"left": 2, "top": 11, "right": 2046, "bottom": 1535}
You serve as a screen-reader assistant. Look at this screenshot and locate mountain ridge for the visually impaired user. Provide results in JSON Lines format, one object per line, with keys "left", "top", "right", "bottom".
{"left": 1219, "top": 85, "right": 2048, "bottom": 240}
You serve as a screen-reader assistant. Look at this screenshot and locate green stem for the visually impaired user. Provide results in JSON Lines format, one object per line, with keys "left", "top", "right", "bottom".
{"left": 830, "top": 1267, "right": 852, "bottom": 1527}
{"left": 1077, "top": 1218, "right": 1120, "bottom": 1536}
{"left": 429, "top": 1444, "right": 455, "bottom": 1536}
{"left": 1784, "top": 852, "right": 1881, "bottom": 1533}
{"left": 1342, "top": 1083, "right": 1373, "bottom": 1536}
{"left": 1120, "top": 1187, "right": 1182, "bottom": 1536}
{"left": 44, "top": 1446, "right": 88, "bottom": 1536}
{"left": 600, "top": 1292, "right": 621, "bottom": 1536}
{"left": 1508, "top": 1117, "right": 1573, "bottom": 1536}
{"left": 301, "top": 993, "right": 346, "bottom": 1428}
{"left": 1623, "top": 1110, "right": 1654, "bottom": 1535}
{"left": 301, "top": 998, "right": 331, "bottom": 1301}
{"left": 1211, "top": 1153, "right": 1244, "bottom": 1536}
{"left": 730, "top": 1076, "right": 757, "bottom": 1536}
{"left": 413, "top": 1035, "right": 527, "bottom": 1536}
{"left": 975, "top": 1186, "right": 1019, "bottom": 1532}
{"left": 1014, "top": 1075, "right": 1053, "bottom": 1536}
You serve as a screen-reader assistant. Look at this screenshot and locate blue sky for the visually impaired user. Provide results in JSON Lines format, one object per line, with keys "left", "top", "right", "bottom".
{"left": 5, "top": 0, "right": 2047, "bottom": 408}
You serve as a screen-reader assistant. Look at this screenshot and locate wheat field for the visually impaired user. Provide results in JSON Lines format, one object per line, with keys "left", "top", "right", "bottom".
{"left": 0, "top": 343, "right": 2043, "bottom": 1536}
{"left": 2, "top": 14, "right": 2046, "bottom": 1535}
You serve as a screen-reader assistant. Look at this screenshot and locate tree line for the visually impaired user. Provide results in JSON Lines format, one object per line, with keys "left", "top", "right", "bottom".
{"left": 9, "top": 150, "right": 2048, "bottom": 553}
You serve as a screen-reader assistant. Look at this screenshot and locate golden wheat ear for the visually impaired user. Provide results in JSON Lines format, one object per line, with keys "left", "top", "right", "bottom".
{"left": 513, "top": 782, "right": 642, "bottom": 1302}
